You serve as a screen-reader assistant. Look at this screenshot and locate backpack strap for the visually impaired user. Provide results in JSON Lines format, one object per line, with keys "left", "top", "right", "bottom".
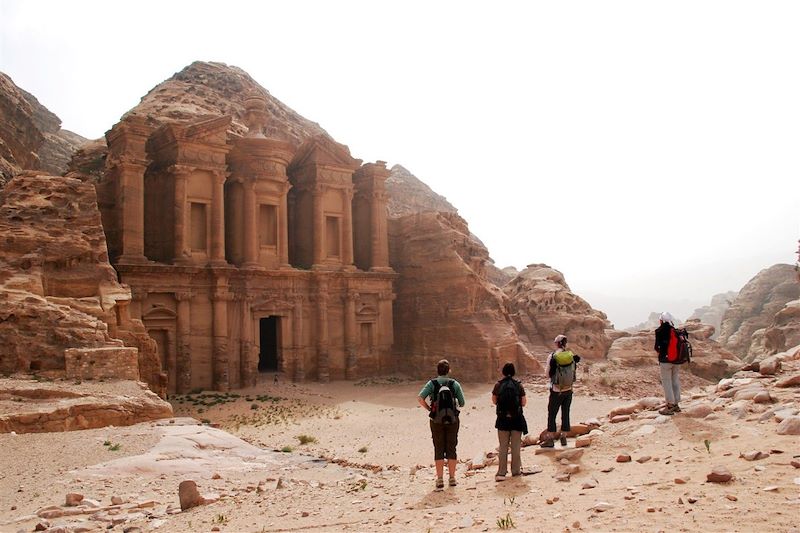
{"left": 430, "top": 378, "right": 441, "bottom": 399}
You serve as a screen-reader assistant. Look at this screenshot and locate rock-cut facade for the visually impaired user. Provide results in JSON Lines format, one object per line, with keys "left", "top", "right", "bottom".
{"left": 97, "top": 94, "right": 395, "bottom": 393}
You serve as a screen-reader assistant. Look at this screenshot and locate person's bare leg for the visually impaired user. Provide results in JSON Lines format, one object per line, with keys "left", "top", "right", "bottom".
{"left": 435, "top": 459, "right": 444, "bottom": 480}
{"left": 447, "top": 459, "right": 457, "bottom": 479}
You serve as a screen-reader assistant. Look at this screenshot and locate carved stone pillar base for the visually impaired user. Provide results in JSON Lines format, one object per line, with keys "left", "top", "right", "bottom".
{"left": 117, "top": 254, "right": 148, "bottom": 265}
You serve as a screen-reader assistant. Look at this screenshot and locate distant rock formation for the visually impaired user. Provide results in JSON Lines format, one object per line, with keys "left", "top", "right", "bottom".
{"left": 385, "top": 164, "right": 457, "bottom": 218}
{"left": 503, "top": 264, "right": 612, "bottom": 360}
{"left": 389, "top": 212, "right": 540, "bottom": 380}
{"left": 0, "top": 173, "right": 164, "bottom": 395}
{"left": 718, "top": 264, "right": 800, "bottom": 361}
{"left": 607, "top": 319, "right": 741, "bottom": 381}
{"left": 0, "top": 72, "right": 87, "bottom": 184}
{"left": 625, "top": 312, "right": 674, "bottom": 333}
{"left": 688, "top": 291, "right": 738, "bottom": 339}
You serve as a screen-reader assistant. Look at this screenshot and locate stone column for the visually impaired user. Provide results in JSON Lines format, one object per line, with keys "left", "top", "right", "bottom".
{"left": 210, "top": 171, "right": 227, "bottom": 266}
{"left": 242, "top": 178, "right": 259, "bottom": 268}
{"left": 344, "top": 291, "right": 358, "bottom": 379}
{"left": 166, "top": 330, "right": 177, "bottom": 394}
{"left": 240, "top": 295, "right": 256, "bottom": 388}
{"left": 172, "top": 165, "right": 192, "bottom": 264}
{"left": 212, "top": 288, "right": 230, "bottom": 391}
{"left": 312, "top": 186, "right": 324, "bottom": 268}
{"left": 342, "top": 188, "right": 354, "bottom": 269}
{"left": 293, "top": 295, "right": 305, "bottom": 381}
{"left": 175, "top": 291, "right": 192, "bottom": 393}
{"left": 370, "top": 191, "right": 390, "bottom": 271}
{"left": 315, "top": 277, "right": 330, "bottom": 382}
{"left": 118, "top": 160, "right": 148, "bottom": 264}
{"left": 377, "top": 290, "right": 396, "bottom": 374}
{"left": 279, "top": 182, "right": 291, "bottom": 268}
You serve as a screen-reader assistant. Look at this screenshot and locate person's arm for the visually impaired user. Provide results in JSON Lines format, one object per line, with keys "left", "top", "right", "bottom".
{"left": 455, "top": 381, "right": 466, "bottom": 407}
{"left": 418, "top": 380, "right": 432, "bottom": 410}
{"left": 547, "top": 354, "right": 556, "bottom": 380}
{"left": 519, "top": 382, "right": 527, "bottom": 407}
{"left": 418, "top": 396, "right": 431, "bottom": 411}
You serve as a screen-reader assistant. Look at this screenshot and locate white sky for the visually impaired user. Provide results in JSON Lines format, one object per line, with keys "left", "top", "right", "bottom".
{"left": 2, "top": 0, "right": 798, "bottom": 327}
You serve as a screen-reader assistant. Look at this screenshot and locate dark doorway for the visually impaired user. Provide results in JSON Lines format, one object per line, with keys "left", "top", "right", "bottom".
{"left": 259, "top": 316, "right": 279, "bottom": 372}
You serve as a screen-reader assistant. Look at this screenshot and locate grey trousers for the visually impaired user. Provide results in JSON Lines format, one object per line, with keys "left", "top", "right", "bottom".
{"left": 497, "top": 430, "right": 522, "bottom": 476}
{"left": 659, "top": 362, "right": 681, "bottom": 405}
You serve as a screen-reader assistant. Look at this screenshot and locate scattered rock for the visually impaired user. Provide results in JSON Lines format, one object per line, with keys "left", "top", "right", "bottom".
{"left": 65, "top": 493, "right": 84, "bottom": 507}
{"left": 684, "top": 402, "right": 714, "bottom": 418}
{"left": 556, "top": 449, "right": 585, "bottom": 462}
{"left": 707, "top": 466, "right": 733, "bottom": 483}
{"left": 675, "top": 477, "right": 688, "bottom": 484}
{"left": 725, "top": 494, "right": 738, "bottom": 501}
{"left": 758, "top": 356, "right": 781, "bottom": 375}
{"left": 111, "top": 496, "right": 124, "bottom": 505}
{"left": 611, "top": 415, "right": 630, "bottom": 423}
{"left": 740, "top": 451, "right": 769, "bottom": 461}
{"left": 753, "top": 391, "right": 773, "bottom": 404}
{"left": 592, "top": 501, "right": 613, "bottom": 512}
{"left": 178, "top": 480, "right": 203, "bottom": 511}
{"left": 616, "top": 454, "right": 632, "bottom": 463}
{"left": 575, "top": 437, "right": 592, "bottom": 448}
{"left": 563, "top": 464, "right": 581, "bottom": 475}
{"left": 554, "top": 472, "right": 571, "bottom": 482}
{"left": 582, "top": 479, "right": 598, "bottom": 489}
{"left": 791, "top": 460, "right": 800, "bottom": 469}
{"left": 777, "top": 416, "right": 800, "bottom": 435}
{"left": 636, "top": 456, "right": 652, "bottom": 464}
{"left": 775, "top": 373, "right": 800, "bottom": 388}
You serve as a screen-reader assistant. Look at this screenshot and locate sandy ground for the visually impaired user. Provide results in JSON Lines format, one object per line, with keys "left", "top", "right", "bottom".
{"left": 1, "top": 372, "right": 799, "bottom": 533}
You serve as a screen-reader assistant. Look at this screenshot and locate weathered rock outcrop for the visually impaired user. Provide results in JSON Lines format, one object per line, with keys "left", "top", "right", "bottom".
{"left": 688, "top": 291, "right": 738, "bottom": 339}
{"left": 389, "top": 212, "right": 539, "bottom": 380}
{"left": 385, "top": 164, "right": 457, "bottom": 219}
{"left": 0, "top": 379, "right": 171, "bottom": 434}
{"left": 503, "top": 264, "right": 612, "bottom": 359}
{"left": 625, "top": 312, "right": 680, "bottom": 334}
{"left": 718, "top": 264, "right": 800, "bottom": 361}
{"left": 0, "top": 174, "right": 164, "bottom": 394}
{"left": 0, "top": 72, "right": 86, "bottom": 184}
{"left": 607, "top": 319, "right": 741, "bottom": 381}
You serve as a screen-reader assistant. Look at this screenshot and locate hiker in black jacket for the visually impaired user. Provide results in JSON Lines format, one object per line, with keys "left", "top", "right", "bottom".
{"left": 491, "top": 362, "right": 527, "bottom": 481}
{"left": 654, "top": 311, "right": 682, "bottom": 415}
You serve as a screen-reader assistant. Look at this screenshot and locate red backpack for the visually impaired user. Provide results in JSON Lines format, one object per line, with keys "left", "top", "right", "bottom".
{"left": 667, "top": 328, "right": 692, "bottom": 364}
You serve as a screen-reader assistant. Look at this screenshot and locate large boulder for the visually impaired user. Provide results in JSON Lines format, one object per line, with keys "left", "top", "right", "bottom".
{"left": 389, "top": 212, "right": 540, "bottom": 380}
{"left": 688, "top": 291, "right": 738, "bottom": 340}
{"left": 718, "top": 264, "right": 800, "bottom": 361}
{"left": 503, "top": 264, "right": 612, "bottom": 359}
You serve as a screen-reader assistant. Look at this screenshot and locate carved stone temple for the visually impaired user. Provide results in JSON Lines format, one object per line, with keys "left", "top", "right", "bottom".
{"left": 96, "top": 94, "right": 395, "bottom": 393}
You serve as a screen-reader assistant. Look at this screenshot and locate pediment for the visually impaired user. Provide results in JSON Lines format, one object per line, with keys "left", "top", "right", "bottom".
{"left": 290, "top": 134, "right": 361, "bottom": 171}
{"left": 142, "top": 306, "right": 177, "bottom": 320}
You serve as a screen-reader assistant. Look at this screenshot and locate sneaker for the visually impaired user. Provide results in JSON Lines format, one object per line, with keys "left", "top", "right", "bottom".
{"left": 449, "top": 477, "right": 457, "bottom": 487}
{"left": 495, "top": 474, "right": 507, "bottom": 482}
{"left": 540, "top": 440, "right": 554, "bottom": 448}
{"left": 560, "top": 435, "right": 568, "bottom": 447}
{"left": 672, "top": 404, "right": 681, "bottom": 413}
{"left": 435, "top": 478, "right": 444, "bottom": 489}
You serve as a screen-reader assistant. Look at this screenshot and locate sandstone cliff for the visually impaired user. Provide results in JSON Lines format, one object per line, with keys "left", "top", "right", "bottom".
{"left": 385, "top": 164, "right": 457, "bottom": 218}
{"left": 0, "top": 174, "right": 164, "bottom": 394}
{"left": 389, "top": 212, "right": 540, "bottom": 380}
{"left": 625, "top": 311, "right": 674, "bottom": 334}
{"left": 503, "top": 264, "right": 613, "bottom": 360}
{"left": 688, "top": 291, "right": 738, "bottom": 340}
{"left": 0, "top": 72, "right": 87, "bottom": 184}
{"left": 717, "top": 264, "right": 800, "bottom": 361}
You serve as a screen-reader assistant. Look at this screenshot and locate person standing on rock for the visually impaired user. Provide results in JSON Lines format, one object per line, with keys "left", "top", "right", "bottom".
{"left": 542, "top": 335, "right": 581, "bottom": 448}
{"left": 492, "top": 362, "right": 527, "bottom": 481}
{"left": 417, "top": 359, "right": 466, "bottom": 489}
{"left": 654, "top": 311, "right": 682, "bottom": 415}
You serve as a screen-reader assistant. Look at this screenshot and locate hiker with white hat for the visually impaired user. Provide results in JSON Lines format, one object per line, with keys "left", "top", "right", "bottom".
{"left": 654, "top": 312, "right": 682, "bottom": 415}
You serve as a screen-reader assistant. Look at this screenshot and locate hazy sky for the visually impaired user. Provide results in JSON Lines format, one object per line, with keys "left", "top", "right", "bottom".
{"left": 2, "top": 0, "right": 798, "bottom": 327}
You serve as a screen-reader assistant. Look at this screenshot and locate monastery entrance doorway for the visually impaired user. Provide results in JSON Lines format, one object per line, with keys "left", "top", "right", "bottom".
{"left": 258, "top": 316, "right": 280, "bottom": 372}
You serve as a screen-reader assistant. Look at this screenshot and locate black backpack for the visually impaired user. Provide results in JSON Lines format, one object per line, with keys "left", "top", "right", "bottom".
{"left": 496, "top": 378, "right": 521, "bottom": 418}
{"left": 674, "top": 328, "right": 692, "bottom": 365}
{"left": 429, "top": 379, "right": 459, "bottom": 424}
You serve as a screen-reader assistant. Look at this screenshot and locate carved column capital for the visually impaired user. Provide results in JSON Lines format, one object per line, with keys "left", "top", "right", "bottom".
{"left": 174, "top": 291, "right": 193, "bottom": 302}
{"left": 168, "top": 164, "right": 196, "bottom": 177}
{"left": 131, "top": 288, "right": 148, "bottom": 302}
{"left": 211, "top": 290, "right": 233, "bottom": 302}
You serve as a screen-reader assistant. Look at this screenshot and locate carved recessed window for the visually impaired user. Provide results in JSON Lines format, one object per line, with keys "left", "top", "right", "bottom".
{"left": 259, "top": 204, "right": 277, "bottom": 247}
{"left": 325, "top": 216, "right": 341, "bottom": 258}
{"left": 190, "top": 202, "right": 208, "bottom": 251}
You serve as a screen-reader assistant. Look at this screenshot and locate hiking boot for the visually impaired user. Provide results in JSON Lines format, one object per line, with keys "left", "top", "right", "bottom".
{"left": 435, "top": 478, "right": 444, "bottom": 489}
{"left": 540, "top": 440, "right": 554, "bottom": 448}
{"left": 658, "top": 405, "right": 675, "bottom": 416}
{"left": 672, "top": 404, "right": 681, "bottom": 413}
{"left": 449, "top": 477, "right": 457, "bottom": 487}
{"left": 560, "top": 435, "right": 568, "bottom": 447}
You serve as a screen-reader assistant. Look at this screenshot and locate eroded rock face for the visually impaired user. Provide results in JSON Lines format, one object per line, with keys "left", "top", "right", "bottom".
{"left": 688, "top": 291, "right": 738, "bottom": 340}
{"left": 0, "top": 174, "right": 164, "bottom": 394}
{"left": 607, "top": 319, "right": 741, "bottom": 381}
{"left": 389, "top": 212, "right": 540, "bottom": 380}
{"left": 503, "top": 264, "right": 612, "bottom": 359}
{"left": 385, "top": 164, "right": 457, "bottom": 219}
{"left": 0, "top": 72, "right": 87, "bottom": 184}
{"left": 718, "top": 264, "right": 800, "bottom": 361}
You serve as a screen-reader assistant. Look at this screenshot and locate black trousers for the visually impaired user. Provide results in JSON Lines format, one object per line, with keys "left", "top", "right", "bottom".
{"left": 547, "top": 390, "right": 573, "bottom": 432}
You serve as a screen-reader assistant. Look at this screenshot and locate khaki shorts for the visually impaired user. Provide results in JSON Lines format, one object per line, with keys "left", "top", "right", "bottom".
{"left": 430, "top": 419, "right": 459, "bottom": 460}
